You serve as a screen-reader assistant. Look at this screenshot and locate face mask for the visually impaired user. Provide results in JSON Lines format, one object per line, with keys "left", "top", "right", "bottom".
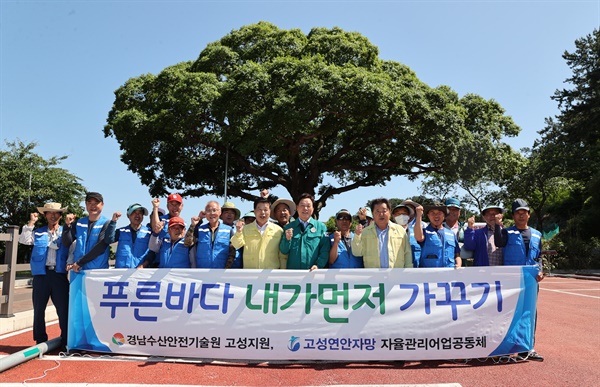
{"left": 395, "top": 214, "right": 409, "bottom": 225}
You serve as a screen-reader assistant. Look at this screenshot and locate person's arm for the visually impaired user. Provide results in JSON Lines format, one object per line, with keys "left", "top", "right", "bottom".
{"left": 231, "top": 220, "right": 245, "bottom": 250}
{"left": 224, "top": 244, "right": 236, "bottom": 269}
{"left": 18, "top": 213, "right": 37, "bottom": 245}
{"left": 413, "top": 205, "right": 425, "bottom": 243}
{"left": 75, "top": 221, "right": 111, "bottom": 267}
{"left": 402, "top": 234, "right": 413, "bottom": 268}
{"left": 315, "top": 229, "right": 330, "bottom": 269}
{"left": 328, "top": 232, "right": 340, "bottom": 265}
{"left": 279, "top": 226, "right": 293, "bottom": 255}
{"left": 350, "top": 224, "right": 364, "bottom": 256}
{"left": 148, "top": 234, "right": 161, "bottom": 253}
{"left": 61, "top": 213, "right": 77, "bottom": 248}
{"left": 184, "top": 215, "right": 202, "bottom": 247}
{"left": 138, "top": 250, "right": 156, "bottom": 268}
{"left": 104, "top": 213, "right": 121, "bottom": 244}
{"left": 149, "top": 198, "right": 162, "bottom": 235}
{"left": 494, "top": 225, "right": 509, "bottom": 247}
{"left": 189, "top": 247, "right": 196, "bottom": 268}
{"left": 454, "top": 235, "right": 462, "bottom": 268}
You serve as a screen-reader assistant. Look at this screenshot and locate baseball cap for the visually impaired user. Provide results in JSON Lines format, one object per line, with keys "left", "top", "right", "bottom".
{"left": 167, "top": 193, "right": 183, "bottom": 204}
{"left": 445, "top": 198, "right": 461, "bottom": 208}
{"left": 168, "top": 216, "right": 185, "bottom": 228}
{"left": 512, "top": 199, "right": 530, "bottom": 213}
{"left": 85, "top": 192, "right": 104, "bottom": 203}
{"left": 127, "top": 203, "right": 148, "bottom": 216}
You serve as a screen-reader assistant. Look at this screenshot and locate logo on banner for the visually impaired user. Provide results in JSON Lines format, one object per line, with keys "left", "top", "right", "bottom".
{"left": 288, "top": 336, "right": 301, "bottom": 352}
{"left": 112, "top": 332, "right": 125, "bottom": 346}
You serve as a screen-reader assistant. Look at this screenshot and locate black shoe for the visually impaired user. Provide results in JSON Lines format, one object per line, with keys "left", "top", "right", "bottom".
{"left": 518, "top": 350, "right": 544, "bottom": 362}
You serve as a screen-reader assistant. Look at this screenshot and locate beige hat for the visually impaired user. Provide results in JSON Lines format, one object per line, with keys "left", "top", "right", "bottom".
{"left": 221, "top": 202, "right": 241, "bottom": 219}
{"left": 272, "top": 198, "right": 296, "bottom": 216}
{"left": 37, "top": 202, "right": 67, "bottom": 214}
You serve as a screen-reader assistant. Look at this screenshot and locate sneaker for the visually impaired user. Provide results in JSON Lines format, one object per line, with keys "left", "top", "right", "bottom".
{"left": 518, "top": 350, "right": 544, "bottom": 362}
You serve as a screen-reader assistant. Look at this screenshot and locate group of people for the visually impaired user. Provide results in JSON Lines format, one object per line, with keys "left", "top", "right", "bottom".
{"left": 19, "top": 191, "right": 545, "bottom": 360}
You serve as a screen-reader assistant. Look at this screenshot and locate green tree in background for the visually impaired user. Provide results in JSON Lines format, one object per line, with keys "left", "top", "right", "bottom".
{"left": 0, "top": 140, "right": 87, "bottom": 261}
{"left": 536, "top": 29, "right": 600, "bottom": 239}
{"left": 105, "top": 22, "right": 520, "bottom": 217}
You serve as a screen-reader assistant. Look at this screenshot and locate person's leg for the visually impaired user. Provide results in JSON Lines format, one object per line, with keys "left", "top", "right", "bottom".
{"left": 49, "top": 271, "right": 70, "bottom": 348}
{"left": 32, "top": 275, "right": 51, "bottom": 344}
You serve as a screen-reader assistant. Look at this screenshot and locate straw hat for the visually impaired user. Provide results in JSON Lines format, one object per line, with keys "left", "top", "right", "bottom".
{"left": 37, "top": 202, "right": 67, "bottom": 214}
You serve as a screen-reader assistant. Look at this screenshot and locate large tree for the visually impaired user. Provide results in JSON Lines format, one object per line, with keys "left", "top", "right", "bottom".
{"left": 0, "top": 140, "right": 86, "bottom": 231}
{"left": 105, "top": 22, "right": 520, "bottom": 216}
{"left": 536, "top": 29, "right": 600, "bottom": 238}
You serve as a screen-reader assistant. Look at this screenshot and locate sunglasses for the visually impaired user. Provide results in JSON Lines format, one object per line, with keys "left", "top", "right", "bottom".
{"left": 336, "top": 216, "right": 352, "bottom": 221}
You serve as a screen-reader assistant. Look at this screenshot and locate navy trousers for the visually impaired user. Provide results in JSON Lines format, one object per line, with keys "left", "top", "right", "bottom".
{"left": 32, "top": 269, "right": 69, "bottom": 347}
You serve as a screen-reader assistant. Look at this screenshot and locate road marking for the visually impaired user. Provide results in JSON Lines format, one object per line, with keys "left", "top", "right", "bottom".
{"left": 540, "top": 288, "right": 600, "bottom": 299}
{"left": 541, "top": 288, "right": 599, "bottom": 291}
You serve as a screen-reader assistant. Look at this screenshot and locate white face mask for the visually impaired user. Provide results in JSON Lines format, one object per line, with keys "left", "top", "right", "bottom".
{"left": 395, "top": 214, "right": 410, "bottom": 226}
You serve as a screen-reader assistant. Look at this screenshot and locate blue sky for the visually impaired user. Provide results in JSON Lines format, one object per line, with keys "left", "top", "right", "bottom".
{"left": 1, "top": 0, "right": 599, "bottom": 223}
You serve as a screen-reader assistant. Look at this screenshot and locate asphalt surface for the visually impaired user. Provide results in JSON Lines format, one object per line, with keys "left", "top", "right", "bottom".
{"left": 1, "top": 275, "right": 599, "bottom": 386}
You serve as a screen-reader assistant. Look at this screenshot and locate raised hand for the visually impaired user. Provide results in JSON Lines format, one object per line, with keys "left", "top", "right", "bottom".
{"left": 65, "top": 213, "right": 76, "bottom": 226}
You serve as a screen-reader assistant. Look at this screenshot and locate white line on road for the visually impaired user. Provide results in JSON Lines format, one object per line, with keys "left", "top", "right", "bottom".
{"left": 540, "top": 288, "right": 600, "bottom": 298}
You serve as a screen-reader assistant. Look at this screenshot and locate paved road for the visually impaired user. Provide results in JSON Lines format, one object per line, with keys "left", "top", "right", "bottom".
{"left": 1, "top": 276, "right": 599, "bottom": 386}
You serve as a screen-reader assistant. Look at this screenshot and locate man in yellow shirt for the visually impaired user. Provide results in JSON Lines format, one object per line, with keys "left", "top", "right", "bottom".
{"left": 231, "top": 198, "right": 287, "bottom": 269}
{"left": 351, "top": 198, "right": 413, "bottom": 268}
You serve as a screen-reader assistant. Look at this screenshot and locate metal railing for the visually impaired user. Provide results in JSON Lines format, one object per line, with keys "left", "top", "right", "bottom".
{"left": 0, "top": 226, "right": 29, "bottom": 317}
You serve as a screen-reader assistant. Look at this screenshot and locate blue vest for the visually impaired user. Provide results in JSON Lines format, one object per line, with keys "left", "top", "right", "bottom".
{"left": 408, "top": 225, "right": 422, "bottom": 267}
{"left": 328, "top": 233, "right": 363, "bottom": 268}
{"left": 30, "top": 226, "right": 68, "bottom": 275}
{"left": 73, "top": 215, "right": 110, "bottom": 270}
{"left": 115, "top": 225, "right": 152, "bottom": 268}
{"left": 419, "top": 225, "right": 457, "bottom": 268}
{"left": 503, "top": 226, "right": 542, "bottom": 266}
{"left": 158, "top": 238, "right": 190, "bottom": 268}
{"left": 195, "top": 222, "right": 233, "bottom": 268}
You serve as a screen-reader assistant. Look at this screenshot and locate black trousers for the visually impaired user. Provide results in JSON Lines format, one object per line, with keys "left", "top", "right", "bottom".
{"left": 32, "top": 270, "right": 69, "bottom": 347}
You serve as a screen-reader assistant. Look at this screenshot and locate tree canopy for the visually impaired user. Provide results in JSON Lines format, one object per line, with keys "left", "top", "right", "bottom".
{"left": 105, "top": 22, "right": 520, "bottom": 216}
{"left": 536, "top": 29, "right": 600, "bottom": 241}
{"left": 0, "top": 140, "right": 87, "bottom": 231}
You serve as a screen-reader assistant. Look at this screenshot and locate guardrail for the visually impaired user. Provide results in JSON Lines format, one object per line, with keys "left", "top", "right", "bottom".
{"left": 0, "top": 226, "right": 29, "bottom": 317}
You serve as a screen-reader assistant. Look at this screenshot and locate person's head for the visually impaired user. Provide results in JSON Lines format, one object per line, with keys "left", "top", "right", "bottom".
{"left": 242, "top": 211, "right": 256, "bottom": 225}
{"left": 444, "top": 198, "right": 461, "bottom": 227}
{"left": 253, "top": 197, "right": 271, "bottom": 226}
{"left": 370, "top": 198, "right": 391, "bottom": 229}
{"left": 335, "top": 209, "right": 353, "bottom": 233}
{"left": 401, "top": 200, "right": 420, "bottom": 222}
{"left": 481, "top": 205, "right": 504, "bottom": 227}
{"left": 167, "top": 216, "right": 186, "bottom": 240}
{"left": 167, "top": 193, "right": 183, "bottom": 217}
{"left": 37, "top": 202, "right": 66, "bottom": 227}
{"left": 392, "top": 204, "right": 413, "bottom": 227}
{"left": 272, "top": 198, "right": 296, "bottom": 226}
{"left": 512, "top": 199, "right": 530, "bottom": 229}
{"left": 220, "top": 202, "right": 240, "bottom": 226}
{"left": 126, "top": 203, "right": 148, "bottom": 229}
{"left": 296, "top": 193, "right": 315, "bottom": 222}
{"left": 425, "top": 202, "right": 448, "bottom": 229}
{"left": 85, "top": 192, "right": 104, "bottom": 220}
{"left": 205, "top": 201, "right": 221, "bottom": 226}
